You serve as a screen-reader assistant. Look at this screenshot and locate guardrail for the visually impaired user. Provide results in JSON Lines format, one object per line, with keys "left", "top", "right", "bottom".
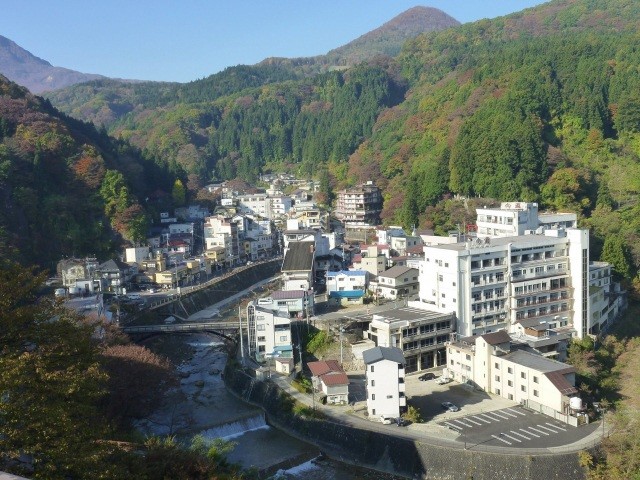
{"left": 122, "top": 321, "right": 239, "bottom": 334}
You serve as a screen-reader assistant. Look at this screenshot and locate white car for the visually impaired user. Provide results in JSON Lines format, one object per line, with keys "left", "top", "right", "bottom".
{"left": 436, "top": 377, "right": 452, "bottom": 385}
{"left": 380, "top": 416, "right": 393, "bottom": 425}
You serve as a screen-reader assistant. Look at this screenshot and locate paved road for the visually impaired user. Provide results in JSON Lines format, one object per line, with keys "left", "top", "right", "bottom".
{"left": 270, "top": 373, "right": 607, "bottom": 455}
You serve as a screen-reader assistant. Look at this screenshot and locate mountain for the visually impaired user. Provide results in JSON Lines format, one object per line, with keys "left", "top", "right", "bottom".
{"left": 324, "top": 6, "right": 459, "bottom": 66}
{"left": 0, "top": 35, "right": 107, "bottom": 93}
{"left": 0, "top": 74, "right": 177, "bottom": 267}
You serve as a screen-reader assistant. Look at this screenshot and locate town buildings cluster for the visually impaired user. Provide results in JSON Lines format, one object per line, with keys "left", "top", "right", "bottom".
{"left": 55, "top": 177, "right": 626, "bottom": 426}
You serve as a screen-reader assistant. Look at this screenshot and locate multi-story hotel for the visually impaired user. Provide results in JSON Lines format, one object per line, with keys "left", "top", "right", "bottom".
{"left": 418, "top": 202, "right": 624, "bottom": 339}
{"left": 363, "top": 346, "right": 406, "bottom": 420}
{"left": 335, "top": 181, "right": 382, "bottom": 226}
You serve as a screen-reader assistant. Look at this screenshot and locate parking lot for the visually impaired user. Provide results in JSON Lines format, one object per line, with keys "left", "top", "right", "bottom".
{"left": 405, "top": 373, "right": 600, "bottom": 449}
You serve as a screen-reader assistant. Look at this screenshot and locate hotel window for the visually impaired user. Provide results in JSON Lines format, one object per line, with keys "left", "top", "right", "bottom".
{"left": 508, "top": 380, "right": 513, "bottom": 387}
{"left": 495, "top": 375, "right": 500, "bottom": 382}
{"left": 371, "top": 380, "right": 375, "bottom": 387}
{"left": 520, "top": 372, "right": 526, "bottom": 379}
{"left": 534, "top": 390, "right": 539, "bottom": 397}
{"left": 371, "top": 365, "right": 374, "bottom": 373}
{"left": 371, "top": 394, "right": 375, "bottom": 400}
{"left": 508, "top": 367, "right": 513, "bottom": 374}
{"left": 495, "top": 362, "right": 499, "bottom": 369}
{"left": 521, "top": 385, "right": 526, "bottom": 392}
{"left": 533, "top": 376, "right": 538, "bottom": 383}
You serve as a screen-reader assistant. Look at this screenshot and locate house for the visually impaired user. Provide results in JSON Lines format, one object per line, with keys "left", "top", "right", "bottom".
{"left": 372, "top": 265, "right": 419, "bottom": 300}
{"left": 281, "top": 241, "right": 316, "bottom": 291}
{"left": 308, "top": 360, "right": 349, "bottom": 405}
{"left": 326, "top": 270, "right": 367, "bottom": 305}
{"left": 96, "top": 258, "right": 136, "bottom": 294}
{"left": 363, "top": 346, "right": 406, "bottom": 420}
{"left": 364, "top": 302, "right": 454, "bottom": 373}
{"left": 58, "top": 257, "right": 99, "bottom": 292}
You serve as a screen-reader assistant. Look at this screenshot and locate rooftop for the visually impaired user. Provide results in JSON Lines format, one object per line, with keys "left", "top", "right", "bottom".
{"left": 362, "top": 346, "right": 405, "bottom": 365}
{"left": 501, "top": 349, "right": 575, "bottom": 374}
{"left": 479, "top": 330, "right": 511, "bottom": 345}
{"left": 372, "top": 306, "right": 453, "bottom": 325}
{"left": 378, "top": 265, "right": 418, "bottom": 279}
{"left": 271, "top": 290, "right": 306, "bottom": 300}
{"left": 282, "top": 241, "right": 315, "bottom": 272}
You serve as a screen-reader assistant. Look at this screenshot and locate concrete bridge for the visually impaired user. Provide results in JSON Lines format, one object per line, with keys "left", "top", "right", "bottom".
{"left": 122, "top": 321, "right": 239, "bottom": 342}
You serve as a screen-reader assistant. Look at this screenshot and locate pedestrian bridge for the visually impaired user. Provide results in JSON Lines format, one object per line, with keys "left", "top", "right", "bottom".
{"left": 122, "top": 321, "right": 239, "bottom": 342}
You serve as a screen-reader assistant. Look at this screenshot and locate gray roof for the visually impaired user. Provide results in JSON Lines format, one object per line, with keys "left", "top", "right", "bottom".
{"left": 378, "top": 265, "right": 418, "bottom": 279}
{"left": 362, "top": 346, "right": 405, "bottom": 365}
{"left": 480, "top": 330, "right": 511, "bottom": 345}
{"left": 271, "top": 290, "right": 306, "bottom": 300}
{"left": 500, "top": 349, "right": 574, "bottom": 374}
{"left": 282, "top": 241, "right": 315, "bottom": 272}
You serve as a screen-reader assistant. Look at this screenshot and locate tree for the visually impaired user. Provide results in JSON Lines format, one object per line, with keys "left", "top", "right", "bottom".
{"left": 172, "top": 179, "right": 187, "bottom": 207}
{"left": 601, "top": 235, "right": 633, "bottom": 280}
{"left": 0, "top": 262, "right": 114, "bottom": 479}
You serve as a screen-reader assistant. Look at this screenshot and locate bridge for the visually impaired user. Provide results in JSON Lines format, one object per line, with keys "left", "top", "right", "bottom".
{"left": 122, "top": 321, "right": 239, "bottom": 342}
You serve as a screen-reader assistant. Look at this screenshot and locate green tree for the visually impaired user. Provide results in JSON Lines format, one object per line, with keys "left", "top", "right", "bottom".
{"left": 172, "top": 179, "right": 187, "bottom": 207}
{"left": 0, "top": 262, "right": 114, "bottom": 479}
{"left": 601, "top": 235, "right": 633, "bottom": 280}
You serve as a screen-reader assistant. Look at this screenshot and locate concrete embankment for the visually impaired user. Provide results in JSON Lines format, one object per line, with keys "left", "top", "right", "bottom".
{"left": 167, "top": 260, "right": 281, "bottom": 318}
{"left": 224, "top": 367, "right": 587, "bottom": 480}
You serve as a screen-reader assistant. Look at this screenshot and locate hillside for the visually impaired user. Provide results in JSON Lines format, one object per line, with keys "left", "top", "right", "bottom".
{"left": 0, "top": 35, "right": 106, "bottom": 93}
{"left": 0, "top": 75, "right": 176, "bottom": 268}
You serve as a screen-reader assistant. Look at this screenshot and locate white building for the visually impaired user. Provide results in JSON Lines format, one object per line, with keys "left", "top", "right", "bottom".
{"left": 419, "top": 227, "right": 595, "bottom": 338}
{"left": 326, "top": 270, "right": 367, "bottom": 305}
{"left": 204, "top": 216, "right": 240, "bottom": 266}
{"left": 364, "top": 302, "right": 454, "bottom": 373}
{"left": 246, "top": 303, "right": 292, "bottom": 361}
{"left": 363, "top": 346, "right": 406, "bottom": 420}
{"left": 254, "top": 290, "right": 313, "bottom": 318}
{"left": 237, "top": 193, "right": 271, "bottom": 218}
{"left": 124, "top": 246, "right": 151, "bottom": 265}
{"left": 373, "top": 265, "right": 419, "bottom": 300}
{"left": 447, "top": 332, "right": 580, "bottom": 424}
{"left": 475, "top": 202, "right": 577, "bottom": 238}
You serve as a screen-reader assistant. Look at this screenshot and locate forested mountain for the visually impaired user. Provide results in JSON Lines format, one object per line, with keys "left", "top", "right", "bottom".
{"left": 0, "top": 35, "right": 106, "bottom": 93}
{"left": 0, "top": 75, "right": 176, "bottom": 268}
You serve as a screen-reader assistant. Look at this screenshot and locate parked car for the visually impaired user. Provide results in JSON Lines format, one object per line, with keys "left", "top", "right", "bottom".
{"left": 396, "top": 417, "right": 407, "bottom": 427}
{"left": 148, "top": 288, "right": 156, "bottom": 294}
{"left": 380, "top": 416, "right": 394, "bottom": 425}
{"left": 436, "top": 377, "right": 452, "bottom": 385}
{"left": 418, "top": 372, "right": 436, "bottom": 381}
{"left": 441, "top": 402, "right": 460, "bottom": 412}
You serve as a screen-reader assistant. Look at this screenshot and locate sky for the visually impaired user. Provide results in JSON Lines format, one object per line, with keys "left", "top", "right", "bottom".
{"left": 0, "top": 0, "right": 549, "bottom": 83}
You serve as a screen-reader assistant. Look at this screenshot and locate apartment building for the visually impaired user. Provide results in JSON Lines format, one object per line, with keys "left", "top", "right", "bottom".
{"left": 335, "top": 181, "right": 382, "bottom": 226}
{"left": 363, "top": 346, "right": 406, "bottom": 420}
{"left": 326, "top": 270, "right": 367, "bottom": 305}
{"left": 475, "top": 202, "right": 577, "bottom": 238}
{"left": 204, "top": 216, "right": 240, "bottom": 266}
{"left": 246, "top": 302, "right": 293, "bottom": 361}
{"left": 364, "top": 302, "right": 455, "bottom": 373}
{"left": 447, "top": 332, "right": 580, "bottom": 423}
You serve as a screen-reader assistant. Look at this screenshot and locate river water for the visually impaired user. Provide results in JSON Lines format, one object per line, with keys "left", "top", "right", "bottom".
{"left": 138, "top": 333, "right": 401, "bottom": 479}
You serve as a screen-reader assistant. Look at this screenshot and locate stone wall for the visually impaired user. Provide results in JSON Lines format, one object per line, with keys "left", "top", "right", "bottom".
{"left": 224, "top": 366, "right": 587, "bottom": 480}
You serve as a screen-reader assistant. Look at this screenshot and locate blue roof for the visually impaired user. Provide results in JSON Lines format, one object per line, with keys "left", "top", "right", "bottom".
{"left": 327, "top": 270, "right": 366, "bottom": 278}
{"left": 329, "top": 290, "right": 365, "bottom": 299}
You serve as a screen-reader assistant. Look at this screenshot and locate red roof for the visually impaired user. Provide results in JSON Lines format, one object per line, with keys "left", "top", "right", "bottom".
{"left": 307, "top": 360, "right": 349, "bottom": 386}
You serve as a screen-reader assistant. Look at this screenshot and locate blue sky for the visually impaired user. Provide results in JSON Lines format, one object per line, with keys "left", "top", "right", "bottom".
{"left": 0, "top": 1, "right": 548, "bottom": 83}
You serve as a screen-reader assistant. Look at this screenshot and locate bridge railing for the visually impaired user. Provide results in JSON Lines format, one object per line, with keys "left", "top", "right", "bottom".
{"left": 122, "top": 321, "right": 239, "bottom": 334}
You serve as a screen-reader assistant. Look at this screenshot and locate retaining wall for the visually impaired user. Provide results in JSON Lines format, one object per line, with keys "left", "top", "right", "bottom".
{"left": 224, "top": 366, "right": 587, "bottom": 480}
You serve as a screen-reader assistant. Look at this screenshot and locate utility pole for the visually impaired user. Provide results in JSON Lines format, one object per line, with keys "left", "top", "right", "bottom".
{"left": 238, "top": 305, "right": 244, "bottom": 366}
{"left": 340, "top": 326, "right": 345, "bottom": 366}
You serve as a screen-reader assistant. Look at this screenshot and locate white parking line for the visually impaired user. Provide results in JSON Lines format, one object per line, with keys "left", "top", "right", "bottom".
{"left": 507, "top": 408, "right": 526, "bottom": 416}
{"left": 527, "top": 426, "right": 550, "bottom": 436}
{"left": 471, "top": 415, "right": 491, "bottom": 424}
{"left": 545, "top": 422, "right": 567, "bottom": 431}
{"left": 500, "top": 410, "right": 518, "bottom": 418}
{"left": 465, "top": 417, "right": 483, "bottom": 426}
{"left": 491, "top": 411, "right": 511, "bottom": 420}
{"left": 451, "top": 419, "right": 474, "bottom": 428}
{"left": 444, "top": 422, "right": 461, "bottom": 431}
{"left": 536, "top": 424, "right": 559, "bottom": 433}
{"left": 500, "top": 433, "right": 522, "bottom": 443}
{"left": 492, "top": 434, "right": 511, "bottom": 445}
{"left": 481, "top": 413, "right": 502, "bottom": 422}
{"left": 510, "top": 430, "right": 530, "bottom": 440}
{"left": 520, "top": 428, "right": 540, "bottom": 438}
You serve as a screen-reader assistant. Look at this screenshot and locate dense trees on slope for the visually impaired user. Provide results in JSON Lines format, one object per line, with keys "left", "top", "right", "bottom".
{"left": 0, "top": 76, "right": 174, "bottom": 267}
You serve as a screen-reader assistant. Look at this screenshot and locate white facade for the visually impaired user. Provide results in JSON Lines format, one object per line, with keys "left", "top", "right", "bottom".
{"left": 447, "top": 334, "right": 578, "bottom": 419}
{"left": 418, "top": 228, "right": 592, "bottom": 338}
{"left": 237, "top": 194, "right": 271, "bottom": 218}
{"left": 374, "top": 266, "right": 419, "bottom": 300}
{"left": 363, "top": 347, "right": 406, "bottom": 420}
{"left": 124, "top": 247, "right": 151, "bottom": 265}
{"left": 246, "top": 304, "right": 292, "bottom": 361}
{"left": 476, "top": 202, "right": 578, "bottom": 238}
